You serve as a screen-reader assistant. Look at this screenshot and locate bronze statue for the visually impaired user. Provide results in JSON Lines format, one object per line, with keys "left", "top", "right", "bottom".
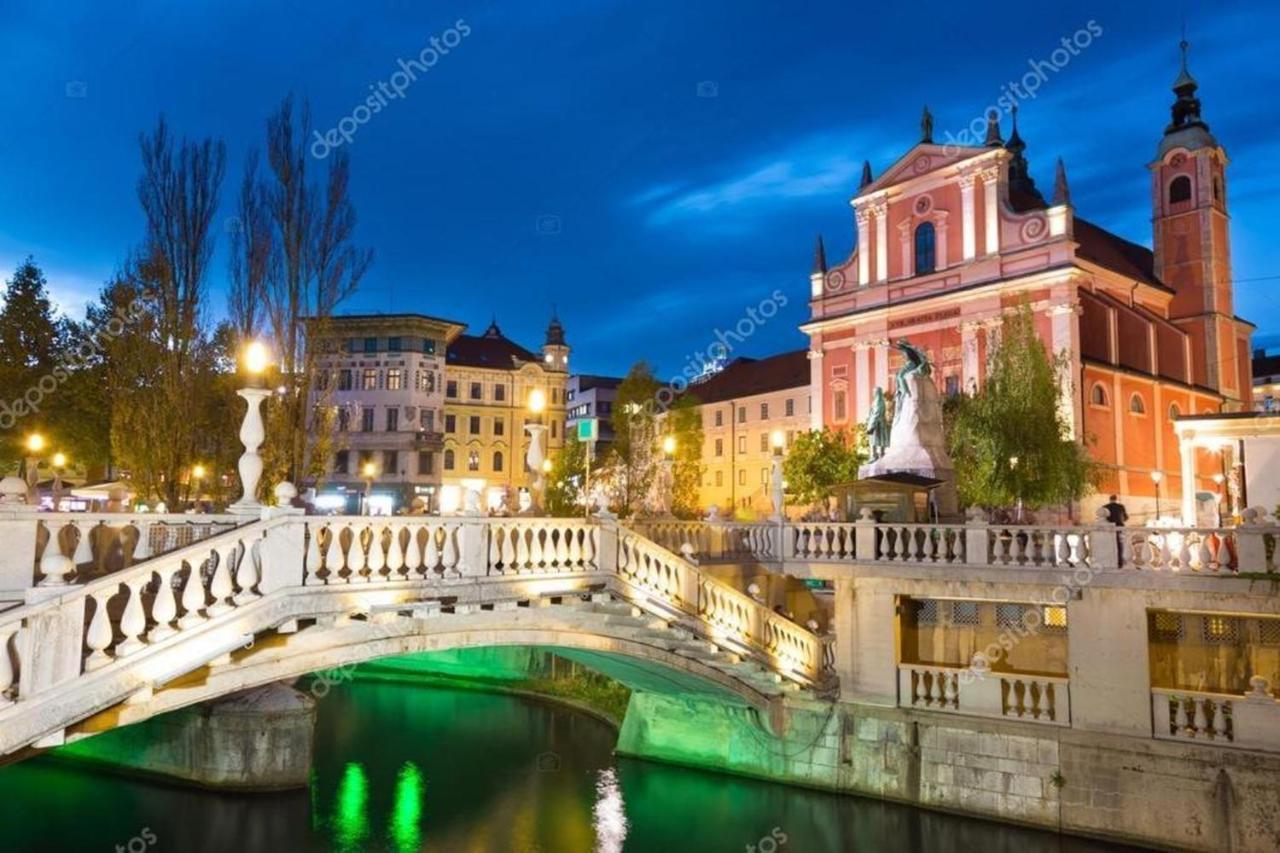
{"left": 866, "top": 387, "right": 890, "bottom": 461}
{"left": 893, "top": 339, "right": 932, "bottom": 409}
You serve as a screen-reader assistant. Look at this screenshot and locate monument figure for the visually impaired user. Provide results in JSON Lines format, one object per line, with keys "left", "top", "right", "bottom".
{"left": 866, "top": 387, "right": 890, "bottom": 461}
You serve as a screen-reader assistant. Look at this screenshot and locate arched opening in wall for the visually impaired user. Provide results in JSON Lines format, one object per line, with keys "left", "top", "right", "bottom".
{"left": 1213, "top": 176, "right": 1222, "bottom": 203}
{"left": 1089, "top": 383, "right": 1109, "bottom": 408}
{"left": 914, "top": 222, "right": 937, "bottom": 274}
{"left": 1129, "top": 393, "right": 1147, "bottom": 415}
{"left": 1169, "top": 175, "right": 1192, "bottom": 204}
{"left": 493, "top": 451, "right": 504, "bottom": 472}
{"left": 444, "top": 449, "right": 456, "bottom": 471}
{"left": 1168, "top": 403, "right": 1181, "bottom": 421}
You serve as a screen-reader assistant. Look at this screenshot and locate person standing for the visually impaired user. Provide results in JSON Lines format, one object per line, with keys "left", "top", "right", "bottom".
{"left": 1102, "top": 494, "right": 1129, "bottom": 566}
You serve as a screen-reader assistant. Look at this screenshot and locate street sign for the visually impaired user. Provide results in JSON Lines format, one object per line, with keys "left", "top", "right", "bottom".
{"left": 577, "top": 418, "right": 598, "bottom": 442}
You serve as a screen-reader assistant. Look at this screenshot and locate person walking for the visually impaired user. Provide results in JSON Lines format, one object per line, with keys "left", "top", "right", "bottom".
{"left": 1102, "top": 494, "right": 1129, "bottom": 566}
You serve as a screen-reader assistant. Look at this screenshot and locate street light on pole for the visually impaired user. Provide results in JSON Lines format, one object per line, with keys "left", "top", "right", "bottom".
{"left": 229, "top": 340, "right": 272, "bottom": 515}
{"left": 1150, "top": 470, "right": 1164, "bottom": 523}
{"left": 23, "top": 433, "right": 45, "bottom": 503}
{"left": 361, "top": 460, "right": 378, "bottom": 515}
{"left": 661, "top": 434, "right": 677, "bottom": 516}
{"left": 1008, "top": 455, "right": 1022, "bottom": 523}
{"left": 51, "top": 451, "right": 67, "bottom": 509}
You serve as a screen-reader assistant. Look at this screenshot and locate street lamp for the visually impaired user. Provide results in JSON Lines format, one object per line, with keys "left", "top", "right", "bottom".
{"left": 1212, "top": 472, "right": 1226, "bottom": 526}
{"left": 23, "top": 433, "right": 45, "bottom": 504}
{"left": 187, "top": 463, "right": 206, "bottom": 508}
{"left": 660, "top": 435, "right": 677, "bottom": 516}
{"left": 524, "top": 389, "right": 549, "bottom": 514}
{"left": 1008, "top": 455, "right": 1023, "bottom": 523}
{"left": 361, "top": 460, "right": 378, "bottom": 515}
{"left": 770, "top": 430, "right": 786, "bottom": 520}
{"left": 1150, "top": 470, "right": 1164, "bottom": 522}
{"left": 229, "top": 340, "right": 272, "bottom": 515}
{"left": 51, "top": 452, "right": 67, "bottom": 508}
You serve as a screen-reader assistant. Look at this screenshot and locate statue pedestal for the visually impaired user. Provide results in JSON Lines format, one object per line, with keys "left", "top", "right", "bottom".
{"left": 860, "top": 372, "right": 957, "bottom": 517}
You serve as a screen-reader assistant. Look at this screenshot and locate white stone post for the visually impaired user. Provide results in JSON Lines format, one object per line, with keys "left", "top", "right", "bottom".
{"left": 525, "top": 423, "right": 548, "bottom": 514}
{"left": 854, "top": 508, "right": 878, "bottom": 561}
{"left": 855, "top": 208, "right": 871, "bottom": 286}
{"left": 1088, "top": 508, "right": 1120, "bottom": 570}
{"left": 229, "top": 387, "right": 271, "bottom": 516}
{"left": 1236, "top": 508, "right": 1270, "bottom": 572}
{"left": 0, "top": 479, "right": 40, "bottom": 598}
{"left": 1178, "top": 435, "right": 1197, "bottom": 526}
{"left": 964, "top": 509, "right": 990, "bottom": 567}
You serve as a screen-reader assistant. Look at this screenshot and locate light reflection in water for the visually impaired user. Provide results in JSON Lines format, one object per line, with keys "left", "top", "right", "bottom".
{"left": 334, "top": 762, "right": 369, "bottom": 852}
{"left": 592, "top": 767, "right": 628, "bottom": 853}
{"left": 390, "top": 762, "right": 424, "bottom": 852}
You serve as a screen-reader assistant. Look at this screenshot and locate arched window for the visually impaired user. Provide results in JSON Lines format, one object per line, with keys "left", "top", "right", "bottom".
{"left": 1090, "top": 383, "right": 1109, "bottom": 407}
{"left": 1169, "top": 175, "right": 1192, "bottom": 204}
{"left": 467, "top": 450, "right": 480, "bottom": 471}
{"left": 443, "top": 449, "right": 455, "bottom": 470}
{"left": 1213, "top": 177, "right": 1222, "bottom": 202}
{"left": 493, "top": 451, "right": 504, "bottom": 472}
{"left": 1168, "top": 403, "right": 1181, "bottom": 420}
{"left": 914, "top": 222, "right": 937, "bottom": 275}
{"left": 1129, "top": 393, "right": 1146, "bottom": 415}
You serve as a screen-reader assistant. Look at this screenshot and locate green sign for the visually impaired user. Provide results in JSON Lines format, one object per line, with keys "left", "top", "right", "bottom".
{"left": 577, "top": 418, "right": 598, "bottom": 442}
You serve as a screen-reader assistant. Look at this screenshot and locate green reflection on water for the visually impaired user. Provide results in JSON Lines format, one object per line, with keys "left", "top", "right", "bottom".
{"left": 390, "top": 761, "right": 424, "bottom": 852}
{"left": 333, "top": 762, "right": 369, "bottom": 852}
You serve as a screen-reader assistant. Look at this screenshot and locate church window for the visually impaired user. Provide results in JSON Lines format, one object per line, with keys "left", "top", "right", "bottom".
{"left": 1129, "top": 393, "right": 1146, "bottom": 415}
{"left": 914, "top": 222, "right": 937, "bottom": 275}
{"left": 1169, "top": 175, "right": 1192, "bottom": 204}
{"left": 444, "top": 449, "right": 455, "bottom": 470}
{"left": 1089, "top": 383, "right": 1109, "bottom": 408}
{"left": 493, "top": 451, "right": 504, "bottom": 472}
{"left": 1168, "top": 403, "right": 1181, "bottom": 420}
{"left": 833, "top": 389, "right": 848, "bottom": 421}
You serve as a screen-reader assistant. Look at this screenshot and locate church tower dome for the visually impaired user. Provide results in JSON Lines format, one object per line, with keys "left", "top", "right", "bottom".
{"left": 542, "top": 310, "right": 569, "bottom": 373}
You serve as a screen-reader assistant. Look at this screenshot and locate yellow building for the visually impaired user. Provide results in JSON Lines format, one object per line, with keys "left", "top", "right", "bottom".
{"left": 440, "top": 317, "right": 570, "bottom": 512}
{"left": 683, "top": 350, "right": 812, "bottom": 517}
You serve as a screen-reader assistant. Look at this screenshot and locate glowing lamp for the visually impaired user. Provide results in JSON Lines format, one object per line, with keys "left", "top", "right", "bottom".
{"left": 362, "top": 461, "right": 378, "bottom": 479}
{"left": 25, "top": 434, "right": 45, "bottom": 454}
{"left": 1150, "top": 470, "right": 1163, "bottom": 484}
{"left": 192, "top": 464, "right": 207, "bottom": 480}
{"left": 52, "top": 452, "right": 67, "bottom": 468}
{"left": 661, "top": 435, "right": 677, "bottom": 457}
{"left": 527, "top": 388, "right": 547, "bottom": 414}
{"left": 541, "top": 458, "right": 552, "bottom": 474}
{"left": 243, "top": 340, "right": 270, "bottom": 375}
{"left": 770, "top": 430, "right": 785, "bottom": 451}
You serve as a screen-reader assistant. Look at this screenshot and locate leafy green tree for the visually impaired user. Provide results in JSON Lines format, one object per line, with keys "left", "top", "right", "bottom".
{"left": 545, "top": 434, "right": 588, "bottom": 517}
{"left": 945, "top": 304, "right": 1095, "bottom": 513}
{"left": 602, "top": 362, "right": 660, "bottom": 516}
{"left": 782, "top": 426, "right": 865, "bottom": 508}
{"left": 0, "top": 257, "right": 65, "bottom": 470}
{"left": 666, "top": 394, "right": 704, "bottom": 519}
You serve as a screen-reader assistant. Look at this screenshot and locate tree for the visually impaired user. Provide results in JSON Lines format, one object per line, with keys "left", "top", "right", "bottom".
{"left": 252, "top": 96, "right": 373, "bottom": 489}
{"left": 666, "top": 394, "right": 704, "bottom": 519}
{"left": 945, "top": 304, "right": 1095, "bottom": 513}
{"left": 0, "top": 258, "right": 67, "bottom": 470}
{"left": 545, "top": 434, "right": 589, "bottom": 517}
{"left": 602, "top": 362, "right": 660, "bottom": 516}
{"left": 782, "top": 427, "right": 865, "bottom": 508}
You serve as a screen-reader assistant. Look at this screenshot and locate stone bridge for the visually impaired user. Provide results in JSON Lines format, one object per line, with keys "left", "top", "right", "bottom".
{"left": 0, "top": 511, "right": 834, "bottom": 758}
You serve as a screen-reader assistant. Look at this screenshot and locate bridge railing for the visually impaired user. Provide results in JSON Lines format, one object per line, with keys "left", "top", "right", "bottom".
{"left": 629, "top": 511, "right": 1279, "bottom": 576}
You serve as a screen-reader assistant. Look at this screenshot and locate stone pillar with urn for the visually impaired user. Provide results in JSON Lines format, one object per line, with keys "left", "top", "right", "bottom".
{"left": 229, "top": 341, "right": 272, "bottom": 517}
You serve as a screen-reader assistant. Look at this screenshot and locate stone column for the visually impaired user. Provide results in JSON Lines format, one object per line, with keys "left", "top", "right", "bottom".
{"left": 854, "top": 343, "right": 871, "bottom": 420}
{"left": 959, "top": 172, "right": 977, "bottom": 261}
{"left": 873, "top": 200, "right": 889, "bottom": 283}
{"left": 960, "top": 321, "right": 981, "bottom": 394}
{"left": 981, "top": 166, "right": 1001, "bottom": 256}
{"left": 807, "top": 349, "right": 824, "bottom": 430}
{"left": 855, "top": 208, "right": 871, "bottom": 286}
{"left": 873, "top": 339, "right": 890, "bottom": 399}
{"left": 1049, "top": 301, "right": 1082, "bottom": 440}
{"left": 1179, "top": 434, "right": 1197, "bottom": 525}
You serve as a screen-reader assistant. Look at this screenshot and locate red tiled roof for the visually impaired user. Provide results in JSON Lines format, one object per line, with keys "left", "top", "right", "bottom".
{"left": 683, "top": 350, "right": 810, "bottom": 405}
{"left": 446, "top": 321, "right": 539, "bottom": 370}
{"left": 1073, "top": 218, "right": 1173, "bottom": 293}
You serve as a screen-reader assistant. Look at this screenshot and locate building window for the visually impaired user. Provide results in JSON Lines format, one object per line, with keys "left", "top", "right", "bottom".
{"left": 737, "top": 435, "right": 746, "bottom": 454}
{"left": 444, "top": 449, "right": 455, "bottom": 470}
{"left": 833, "top": 389, "right": 847, "bottom": 421}
{"left": 362, "top": 368, "right": 378, "bottom": 390}
{"left": 715, "top": 470, "right": 723, "bottom": 487}
{"left": 714, "top": 438, "right": 723, "bottom": 457}
{"left": 1213, "top": 176, "right": 1223, "bottom": 203}
{"left": 494, "top": 418, "right": 505, "bottom": 436}
{"left": 1168, "top": 403, "right": 1181, "bottom": 420}
{"left": 446, "top": 380, "right": 458, "bottom": 398}
{"left": 417, "top": 451, "right": 434, "bottom": 475}
{"left": 467, "top": 450, "right": 480, "bottom": 472}
{"left": 470, "top": 382, "right": 483, "bottom": 400}
{"left": 363, "top": 337, "right": 378, "bottom": 354}
{"left": 386, "top": 368, "right": 404, "bottom": 390}
{"left": 760, "top": 402, "right": 769, "bottom": 420}
{"left": 1129, "top": 393, "right": 1146, "bottom": 415}
{"left": 445, "top": 414, "right": 456, "bottom": 433}
{"left": 760, "top": 468, "right": 769, "bottom": 485}
{"left": 945, "top": 375, "right": 960, "bottom": 396}
{"left": 914, "top": 222, "right": 937, "bottom": 275}
{"left": 1169, "top": 175, "right": 1192, "bottom": 204}
{"left": 386, "top": 407, "right": 399, "bottom": 431}
{"left": 737, "top": 406, "right": 746, "bottom": 424}
{"left": 551, "top": 421, "right": 558, "bottom": 439}
{"left": 361, "top": 407, "right": 375, "bottom": 432}
{"left": 337, "top": 407, "right": 351, "bottom": 432}
{"left": 337, "top": 369, "right": 353, "bottom": 391}
{"left": 422, "top": 410, "right": 435, "bottom": 432}
{"left": 738, "top": 469, "right": 746, "bottom": 486}
{"left": 1089, "top": 383, "right": 1109, "bottom": 408}
{"left": 334, "top": 450, "right": 349, "bottom": 475}
{"left": 784, "top": 398, "right": 794, "bottom": 417}
{"left": 1042, "top": 605, "right": 1068, "bottom": 632}
{"left": 1201, "top": 615, "right": 1240, "bottom": 644}
{"left": 383, "top": 450, "right": 398, "bottom": 474}
{"left": 388, "top": 336, "right": 401, "bottom": 352}
{"left": 759, "top": 433, "right": 768, "bottom": 452}
{"left": 469, "top": 415, "right": 481, "bottom": 435}
{"left": 950, "top": 601, "right": 981, "bottom": 626}
{"left": 422, "top": 338, "right": 436, "bottom": 355}
{"left": 494, "top": 384, "right": 506, "bottom": 402}
{"left": 714, "top": 410, "right": 723, "bottom": 427}
{"left": 493, "top": 451, "right": 504, "bottom": 472}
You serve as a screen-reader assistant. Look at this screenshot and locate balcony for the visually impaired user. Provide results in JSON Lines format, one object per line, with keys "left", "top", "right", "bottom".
{"left": 413, "top": 431, "right": 444, "bottom": 448}
{"left": 898, "top": 664, "right": 1071, "bottom": 726}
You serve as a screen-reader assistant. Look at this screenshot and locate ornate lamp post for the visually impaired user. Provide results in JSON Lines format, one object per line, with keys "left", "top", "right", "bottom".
{"left": 228, "top": 341, "right": 272, "bottom": 516}
{"left": 524, "top": 388, "right": 548, "bottom": 514}
{"left": 23, "top": 433, "right": 45, "bottom": 504}
{"left": 361, "top": 460, "right": 378, "bottom": 515}
{"left": 769, "top": 430, "right": 786, "bottom": 520}
{"left": 1009, "top": 455, "right": 1022, "bottom": 523}
{"left": 660, "top": 435, "right": 677, "bottom": 516}
{"left": 187, "top": 463, "right": 206, "bottom": 509}
{"left": 1150, "top": 470, "right": 1164, "bottom": 523}
{"left": 1212, "top": 473, "right": 1225, "bottom": 526}
{"left": 51, "top": 452, "right": 67, "bottom": 509}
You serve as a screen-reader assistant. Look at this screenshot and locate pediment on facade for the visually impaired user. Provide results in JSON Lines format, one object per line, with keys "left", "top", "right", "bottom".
{"left": 858, "top": 143, "right": 990, "bottom": 198}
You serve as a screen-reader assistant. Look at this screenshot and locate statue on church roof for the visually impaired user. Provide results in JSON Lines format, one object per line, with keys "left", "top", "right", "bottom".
{"left": 920, "top": 105, "right": 933, "bottom": 144}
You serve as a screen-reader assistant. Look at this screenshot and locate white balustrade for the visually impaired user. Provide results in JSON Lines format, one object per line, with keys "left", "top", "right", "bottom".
{"left": 1128, "top": 529, "right": 1237, "bottom": 573}
{"left": 791, "top": 523, "right": 858, "bottom": 561}
{"left": 1151, "top": 680, "right": 1280, "bottom": 751}
{"left": 899, "top": 664, "right": 1070, "bottom": 726}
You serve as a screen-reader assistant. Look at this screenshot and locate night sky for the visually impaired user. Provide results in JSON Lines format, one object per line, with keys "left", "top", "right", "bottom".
{"left": 2, "top": 0, "right": 1278, "bottom": 378}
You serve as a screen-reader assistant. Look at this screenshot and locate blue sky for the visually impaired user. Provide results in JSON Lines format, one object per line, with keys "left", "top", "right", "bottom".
{"left": 2, "top": 0, "right": 1278, "bottom": 377}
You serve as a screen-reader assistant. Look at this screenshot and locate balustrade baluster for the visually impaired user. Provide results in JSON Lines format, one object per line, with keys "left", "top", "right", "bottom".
{"left": 85, "top": 590, "right": 116, "bottom": 669}
{"left": 442, "top": 526, "right": 460, "bottom": 574}
{"left": 0, "top": 626, "right": 17, "bottom": 707}
{"left": 132, "top": 521, "right": 154, "bottom": 562}
{"left": 931, "top": 671, "right": 946, "bottom": 706}
{"left": 1177, "top": 537, "right": 1191, "bottom": 572}
{"left": 234, "top": 540, "right": 261, "bottom": 604}
{"left": 73, "top": 520, "right": 96, "bottom": 568}
{"left": 943, "top": 672, "right": 958, "bottom": 707}
{"left": 115, "top": 577, "right": 149, "bottom": 656}
{"left": 555, "top": 528, "right": 569, "bottom": 567}
{"left": 38, "top": 520, "right": 75, "bottom": 586}
{"left": 1171, "top": 695, "right": 1190, "bottom": 734}
{"left": 568, "top": 527, "right": 582, "bottom": 567}
{"left": 488, "top": 527, "right": 501, "bottom": 571}
{"left": 149, "top": 565, "right": 180, "bottom": 641}
{"left": 1157, "top": 536, "right": 1172, "bottom": 571}
{"left": 1215, "top": 537, "right": 1232, "bottom": 573}
{"left": 1055, "top": 534, "right": 1069, "bottom": 567}
{"left": 405, "top": 527, "right": 425, "bottom": 575}
{"left": 530, "top": 527, "right": 545, "bottom": 570}
{"left": 207, "top": 547, "right": 237, "bottom": 615}
{"left": 1194, "top": 537, "right": 1211, "bottom": 572}
{"left": 1208, "top": 700, "right": 1228, "bottom": 739}
{"left": 424, "top": 528, "right": 441, "bottom": 574}
{"left": 913, "top": 671, "right": 926, "bottom": 706}
{"left": 1192, "top": 698, "right": 1209, "bottom": 736}
{"left": 346, "top": 528, "right": 367, "bottom": 583}
{"left": 178, "top": 560, "right": 208, "bottom": 629}
{"left": 1028, "top": 681, "right": 1043, "bottom": 719}
{"left": 367, "top": 527, "right": 387, "bottom": 582}
{"left": 306, "top": 524, "right": 324, "bottom": 581}
{"left": 324, "top": 526, "right": 345, "bottom": 582}
{"left": 387, "top": 526, "right": 406, "bottom": 578}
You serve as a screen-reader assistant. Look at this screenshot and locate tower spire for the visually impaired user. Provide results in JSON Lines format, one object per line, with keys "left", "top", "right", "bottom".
{"left": 1166, "top": 36, "right": 1209, "bottom": 135}
{"left": 1052, "top": 157, "right": 1071, "bottom": 206}
{"left": 811, "top": 235, "right": 828, "bottom": 275}
{"left": 984, "top": 111, "right": 1002, "bottom": 146}
{"left": 859, "top": 160, "right": 874, "bottom": 189}
{"left": 1004, "top": 105, "right": 1040, "bottom": 203}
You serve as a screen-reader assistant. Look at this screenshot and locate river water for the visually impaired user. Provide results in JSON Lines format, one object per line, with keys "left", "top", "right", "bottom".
{"left": 0, "top": 680, "right": 1135, "bottom": 852}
